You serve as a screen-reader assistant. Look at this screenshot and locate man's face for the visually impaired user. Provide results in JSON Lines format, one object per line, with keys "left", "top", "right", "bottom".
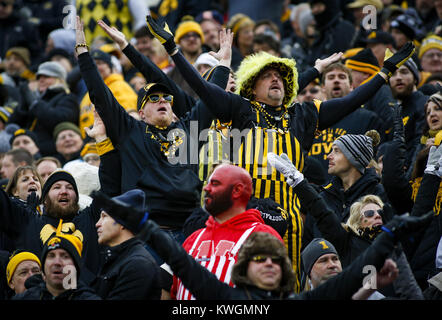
{"left": 0, "top": 154, "right": 17, "bottom": 179}
{"left": 309, "top": 253, "right": 342, "bottom": 287}
{"left": 9, "top": 260, "right": 41, "bottom": 294}
{"left": 350, "top": 70, "right": 370, "bottom": 89}
{"left": 0, "top": 0, "right": 14, "bottom": 19}
{"left": 5, "top": 54, "right": 27, "bottom": 76}
{"left": 247, "top": 255, "right": 282, "bottom": 291}
{"left": 36, "top": 160, "right": 58, "bottom": 183}
{"left": 391, "top": 28, "right": 408, "bottom": 49}
{"left": 201, "top": 20, "right": 221, "bottom": 51}
{"left": 253, "top": 68, "right": 285, "bottom": 106}
{"left": 420, "top": 48, "right": 442, "bottom": 73}
{"left": 139, "top": 91, "right": 174, "bottom": 127}
{"left": 55, "top": 130, "right": 84, "bottom": 159}
{"left": 95, "top": 60, "right": 112, "bottom": 79}
{"left": 135, "top": 36, "right": 154, "bottom": 58}
{"left": 368, "top": 43, "right": 388, "bottom": 67}
{"left": 225, "top": 72, "right": 236, "bottom": 93}
{"left": 12, "top": 135, "right": 39, "bottom": 155}
{"left": 13, "top": 169, "right": 41, "bottom": 201}
{"left": 44, "top": 180, "right": 78, "bottom": 218}
{"left": 327, "top": 145, "right": 354, "bottom": 177}
{"left": 43, "top": 248, "right": 75, "bottom": 292}
{"left": 96, "top": 211, "right": 122, "bottom": 246}
{"left": 203, "top": 168, "right": 234, "bottom": 216}
{"left": 179, "top": 32, "right": 202, "bottom": 55}
{"left": 297, "top": 82, "right": 322, "bottom": 103}
{"left": 323, "top": 68, "right": 352, "bottom": 99}
{"left": 389, "top": 65, "right": 416, "bottom": 100}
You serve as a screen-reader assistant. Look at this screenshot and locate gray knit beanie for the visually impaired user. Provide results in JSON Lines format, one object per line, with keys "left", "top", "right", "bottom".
{"left": 333, "top": 132, "right": 376, "bottom": 174}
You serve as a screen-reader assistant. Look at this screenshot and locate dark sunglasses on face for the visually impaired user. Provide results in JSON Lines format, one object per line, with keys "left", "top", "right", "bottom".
{"left": 181, "top": 32, "right": 200, "bottom": 40}
{"left": 299, "top": 87, "right": 320, "bottom": 95}
{"left": 250, "top": 255, "right": 283, "bottom": 264}
{"left": 362, "top": 209, "right": 383, "bottom": 218}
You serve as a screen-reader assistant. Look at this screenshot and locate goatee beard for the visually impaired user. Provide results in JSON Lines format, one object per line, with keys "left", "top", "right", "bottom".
{"left": 44, "top": 198, "right": 79, "bottom": 219}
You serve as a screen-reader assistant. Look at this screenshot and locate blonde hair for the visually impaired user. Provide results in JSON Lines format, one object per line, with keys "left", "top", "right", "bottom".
{"left": 344, "top": 194, "right": 384, "bottom": 234}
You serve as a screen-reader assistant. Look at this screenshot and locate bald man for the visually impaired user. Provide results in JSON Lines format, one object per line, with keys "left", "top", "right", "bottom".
{"left": 171, "top": 164, "right": 284, "bottom": 300}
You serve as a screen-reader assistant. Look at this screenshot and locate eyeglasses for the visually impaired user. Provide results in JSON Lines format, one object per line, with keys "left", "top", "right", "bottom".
{"left": 250, "top": 255, "right": 283, "bottom": 264}
{"left": 362, "top": 209, "right": 383, "bottom": 218}
{"left": 141, "top": 93, "right": 174, "bottom": 109}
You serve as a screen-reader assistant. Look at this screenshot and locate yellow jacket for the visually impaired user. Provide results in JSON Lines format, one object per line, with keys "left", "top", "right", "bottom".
{"left": 79, "top": 73, "right": 137, "bottom": 138}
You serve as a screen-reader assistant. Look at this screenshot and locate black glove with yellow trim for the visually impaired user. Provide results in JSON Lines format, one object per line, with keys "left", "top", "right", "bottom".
{"left": 381, "top": 41, "right": 415, "bottom": 78}
{"left": 145, "top": 15, "right": 176, "bottom": 55}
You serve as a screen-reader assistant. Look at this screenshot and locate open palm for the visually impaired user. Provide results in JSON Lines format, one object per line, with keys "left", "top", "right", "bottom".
{"left": 98, "top": 20, "right": 128, "bottom": 49}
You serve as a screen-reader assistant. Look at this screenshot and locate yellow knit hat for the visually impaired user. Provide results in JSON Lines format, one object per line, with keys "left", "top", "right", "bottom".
{"left": 6, "top": 251, "right": 41, "bottom": 284}
{"left": 175, "top": 20, "right": 204, "bottom": 43}
{"left": 419, "top": 35, "right": 442, "bottom": 59}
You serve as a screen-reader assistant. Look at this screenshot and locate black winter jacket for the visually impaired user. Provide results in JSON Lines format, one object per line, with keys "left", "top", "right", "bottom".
{"left": 303, "top": 168, "right": 390, "bottom": 249}
{"left": 91, "top": 238, "right": 161, "bottom": 300}
{"left": 8, "top": 85, "right": 79, "bottom": 157}
{"left": 13, "top": 274, "right": 101, "bottom": 300}
{"left": 0, "top": 187, "right": 102, "bottom": 280}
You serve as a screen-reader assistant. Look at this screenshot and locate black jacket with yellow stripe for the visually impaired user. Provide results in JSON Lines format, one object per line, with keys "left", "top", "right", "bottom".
{"left": 170, "top": 49, "right": 392, "bottom": 293}
{"left": 78, "top": 52, "right": 229, "bottom": 228}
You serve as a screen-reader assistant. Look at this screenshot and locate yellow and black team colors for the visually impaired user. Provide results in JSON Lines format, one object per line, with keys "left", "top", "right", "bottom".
{"left": 145, "top": 16, "right": 415, "bottom": 291}
{"left": 168, "top": 48, "right": 397, "bottom": 292}
{"left": 76, "top": 0, "right": 134, "bottom": 43}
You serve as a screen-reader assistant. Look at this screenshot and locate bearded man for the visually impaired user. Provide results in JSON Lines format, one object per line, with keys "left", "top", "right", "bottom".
{"left": 170, "top": 164, "right": 283, "bottom": 300}
{"left": 0, "top": 170, "right": 102, "bottom": 282}
{"left": 389, "top": 58, "right": 429, "bottom": 172}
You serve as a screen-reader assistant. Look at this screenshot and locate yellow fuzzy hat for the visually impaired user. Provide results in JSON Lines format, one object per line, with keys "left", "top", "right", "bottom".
{"left": 175, "top": 20, "right": 205, "bottom": 43}
{"left": 419, "top": 35, "right": 442, "bottom": 59}
{"left": 234, "top": 51, "right": 298, "bottom": 106}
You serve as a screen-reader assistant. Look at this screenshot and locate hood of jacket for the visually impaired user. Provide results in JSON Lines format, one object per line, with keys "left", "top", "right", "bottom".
{"left": 205, "top": 208, "right": 265, "bottom": 231}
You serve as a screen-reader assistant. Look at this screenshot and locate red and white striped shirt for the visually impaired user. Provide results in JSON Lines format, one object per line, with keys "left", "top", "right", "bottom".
{"left": 170, "top": 209, "right": 283, "bottom": 300}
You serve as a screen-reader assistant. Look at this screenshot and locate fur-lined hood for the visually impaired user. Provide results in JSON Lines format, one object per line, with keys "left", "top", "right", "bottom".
{"left": 234, "top": 51, "right": 298, "bottom": 107}
{"left": 231, "top": 232, "right": 295, "bottom": 294}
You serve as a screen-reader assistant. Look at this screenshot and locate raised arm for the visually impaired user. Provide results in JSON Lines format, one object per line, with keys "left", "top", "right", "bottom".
{"left": 97, "top": 20, "right": 196, "bottom": 118}
{"left": 267, "top": 153, "right": 351, "bottom": 252}
{"left": 146, "top": 16, "right": 242, "bottom": 124}
{"left": 75, "top": 16, "right": 133, "bottom": 145}
{"left": 317, "top": 43, "right": 416, "bottom": 130}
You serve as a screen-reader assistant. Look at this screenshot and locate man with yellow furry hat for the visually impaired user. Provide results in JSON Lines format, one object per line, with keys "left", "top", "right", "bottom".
{"left": 146, "top": 15, "right": 416, "bottom": 293}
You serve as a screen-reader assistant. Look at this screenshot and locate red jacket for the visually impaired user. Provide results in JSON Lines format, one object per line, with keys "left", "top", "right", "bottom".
{"left": 171, "top": 209, "right": 283, "bottom": 300}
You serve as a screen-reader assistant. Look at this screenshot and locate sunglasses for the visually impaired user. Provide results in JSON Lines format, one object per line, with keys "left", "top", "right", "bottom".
{"left": 141, "top": 93, "right": 174, "bottom": 109}
{"left": 181, "top": 32, "right": 200, "bottom": 40}
{"left": 250, "top": 255, "right": 283, "bottom": 265}
{"left": 362, "top": 209, "right": 383, "bottom": 218}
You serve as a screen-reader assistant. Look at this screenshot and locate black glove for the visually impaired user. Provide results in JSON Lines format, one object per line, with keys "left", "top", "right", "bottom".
{"left": 381, "top": 42, "right": 415, "bottom": 78}
{"left": 26, "top": 191, "right": 39, "bottom": 211}
{"left": 381, "top": 211, "right": 433, "bottom": 242}
{"left": 145, "top": 15, "right": 177, "bottom": 55}
{"left": 138, "top": 219, "right": 161, "bottom": 243}
{"left": 91, "top": 191, "right": 148, "bottom": 233}
{"left": 392, "top": 103, "right": 405, "bottom": 144}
